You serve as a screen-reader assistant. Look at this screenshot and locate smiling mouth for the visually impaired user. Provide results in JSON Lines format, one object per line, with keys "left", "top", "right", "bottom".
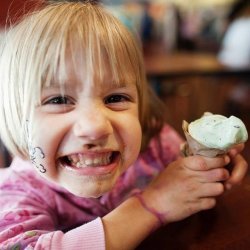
{"left": 58, "top": 151, "right": 119, "bottom": 168}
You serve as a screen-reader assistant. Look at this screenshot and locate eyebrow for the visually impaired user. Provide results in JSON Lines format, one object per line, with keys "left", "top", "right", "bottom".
{"left": 42, "top": 77, "right": 136, "bottom": 92}
{"left": 42, "top": 79, "right": 76, "bottom": 89}
{"left": 103, "top": 81, "right": 127, "bottom": 88}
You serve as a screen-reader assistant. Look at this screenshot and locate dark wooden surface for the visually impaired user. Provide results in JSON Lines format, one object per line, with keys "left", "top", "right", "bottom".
{"left": 144, "top": 50, "right": 250, "bottom": 80}
{"left": 137, "top": 174, "right": 250, "bottom": 250}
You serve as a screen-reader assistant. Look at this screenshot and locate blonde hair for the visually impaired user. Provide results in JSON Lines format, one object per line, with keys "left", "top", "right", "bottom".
{"left": 0, "top": 0, "right": 165, "bottom": 159}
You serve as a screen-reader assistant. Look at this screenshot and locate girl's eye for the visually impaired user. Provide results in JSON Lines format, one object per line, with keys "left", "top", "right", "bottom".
{"left": 40, "top": 95, "right": 75, "bottom": 113}
{"left": 104, "top": 94, "right": 129, "bottom": 104}
{"left": 43, "top": 96, "right": 74, "bottom": 105}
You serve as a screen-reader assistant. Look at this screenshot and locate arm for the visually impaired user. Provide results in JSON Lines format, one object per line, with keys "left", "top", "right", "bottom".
{"left": 102, "top": 155, "right": 230, "bottom": 249}
{"left": 102, "top": 196, "right": 160, "bottom": 250}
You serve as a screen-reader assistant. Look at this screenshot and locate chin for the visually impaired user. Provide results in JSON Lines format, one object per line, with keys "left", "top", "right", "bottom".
{"left": 70, "top": 190, "right": 104, "bottom": 198}
{"left": 64, "top": 183, "right": 112, "bottom": 198}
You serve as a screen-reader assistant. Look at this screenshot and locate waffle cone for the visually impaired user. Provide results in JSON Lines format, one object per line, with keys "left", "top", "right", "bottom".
{"left": 182, "top": 120, "right": 226, "bottom": 157}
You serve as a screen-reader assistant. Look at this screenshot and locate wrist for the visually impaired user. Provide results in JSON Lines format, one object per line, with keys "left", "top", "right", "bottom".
{"left": 133, "top": 191, "right": 166, "bottom": 230}
{"left": 102, "top": 194, "right": 164, "bottom": 249}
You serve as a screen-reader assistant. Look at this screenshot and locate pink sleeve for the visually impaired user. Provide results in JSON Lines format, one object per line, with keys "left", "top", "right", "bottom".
{"left": 35, "top": 218, "right": 105, "bottom": 250}
{"left": 0, "top": 214, "right": 105, "bottom": 250}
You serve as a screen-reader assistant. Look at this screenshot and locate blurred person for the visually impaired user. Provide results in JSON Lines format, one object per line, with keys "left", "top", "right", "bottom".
{"left": 141, "top": 1, "right": 154, "bottom": 45}
{"left": 218, "top": 0, "right": 250, "bottom": 68}
{"left": 218, "top": 0, "right": 250, "bottom": 116}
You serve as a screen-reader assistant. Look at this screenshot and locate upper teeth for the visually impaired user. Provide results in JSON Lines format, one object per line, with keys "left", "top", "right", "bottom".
{"left": 67, "top": 152, "right": 112, "bottom": 168}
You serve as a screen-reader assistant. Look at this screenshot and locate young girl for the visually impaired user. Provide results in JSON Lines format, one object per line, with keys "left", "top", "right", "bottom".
{"left": 0, "top": 1, "right": 247, "bottom": 249}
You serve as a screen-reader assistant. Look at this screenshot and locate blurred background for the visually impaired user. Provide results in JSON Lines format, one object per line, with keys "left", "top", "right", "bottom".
{"left": 0, "top": 0, "right": 250, "bottom": 167}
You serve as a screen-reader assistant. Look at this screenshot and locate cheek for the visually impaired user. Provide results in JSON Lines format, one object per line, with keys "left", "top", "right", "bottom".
{"left": 122, "top": 117, "right": 142, "bottom": 166}
{"left": 29, "top": 114, "right": 68, "bottom": 149}
{"left": 27, "top": 116, "right": 68, "bottom": 174}
{"left": 29, "top": 119, "right": 56, "bottom": 153}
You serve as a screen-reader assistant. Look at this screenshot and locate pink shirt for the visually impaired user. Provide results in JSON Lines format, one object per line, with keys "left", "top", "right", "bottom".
{"left": 0, "top": 124, "right": 182, "bottom": 249}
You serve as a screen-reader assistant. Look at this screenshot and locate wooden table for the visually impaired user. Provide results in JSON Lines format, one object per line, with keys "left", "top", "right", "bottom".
{"left": 144, "top": 50, "right": 250, "bottom": 80}
{"left": 137, "top": 174, "right": 250, "bottom": 249}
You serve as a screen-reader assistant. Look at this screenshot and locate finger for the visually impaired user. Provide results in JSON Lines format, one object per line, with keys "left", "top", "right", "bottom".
{"left": 184, "top": 196, "right": 217, "bottom": 216}
{"left": 228, "top": 143, "right": 245, "bottom": 158}
{"left": 182, "top": 198, "right": 216, "bottom": 217}
{"left": 198, "top": 182, "right": 224, "bottom": 197}
{"left": 225, "top": 154, "right": 248, "bottom": 189}
{"left": 183, "top": 155, "right": 230, "bottom": 171}
{"left": 199, "top": 197, "right": 217, "bottom": 210}
{"left": 199, "top": 168, "right": 230, "bottom": 183}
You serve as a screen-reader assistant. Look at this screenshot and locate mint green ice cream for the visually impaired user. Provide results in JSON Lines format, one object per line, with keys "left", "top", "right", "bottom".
{"left": 188, "top": 114, "right": 248, "bottom": 150}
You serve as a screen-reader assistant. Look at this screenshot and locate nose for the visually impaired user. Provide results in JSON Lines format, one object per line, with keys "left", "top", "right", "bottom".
{"left": 73, "top": 106, "right": 113, "bottom": 143}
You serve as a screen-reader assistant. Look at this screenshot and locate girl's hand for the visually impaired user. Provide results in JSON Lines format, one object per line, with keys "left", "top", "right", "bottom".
{"left": 224, "top": 143, "right": 248, "bottom": 190}
{"left": 142, "top": 155, "right": 230, "bottom": 224}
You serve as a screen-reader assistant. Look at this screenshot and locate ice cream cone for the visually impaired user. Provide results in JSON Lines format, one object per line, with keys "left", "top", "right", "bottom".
{"left": 182, "top": 120, "right": 226, "bottom": 157}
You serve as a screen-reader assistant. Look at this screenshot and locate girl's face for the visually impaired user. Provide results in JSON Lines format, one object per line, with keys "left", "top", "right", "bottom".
{"left": 29, "top": 57, "right": 142, "bottom": 198}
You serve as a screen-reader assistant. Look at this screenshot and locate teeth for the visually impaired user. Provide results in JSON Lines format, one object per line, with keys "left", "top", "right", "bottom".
{"left": 76, "top": 162, "right": 81, "bottom": 168}
{"left": 67, "top": 152, "right": 113, "bottom": 168}
{"left": 93, "top": 158, "right": 100, "bottom": 165}
{"left": 70, "top": 155, "right": 78, "bottom": 164}
{"left": 85, "top": 159, "right": 92, "bottom": 166}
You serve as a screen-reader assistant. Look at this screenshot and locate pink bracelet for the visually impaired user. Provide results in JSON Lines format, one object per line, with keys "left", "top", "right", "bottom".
{"left": 134, "top": 191, "right": 165, "bottom": 228}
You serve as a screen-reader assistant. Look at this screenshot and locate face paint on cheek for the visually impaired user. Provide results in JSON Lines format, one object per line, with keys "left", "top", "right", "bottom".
{"left": 29, "top": 146, "right": 47, "bottom": 173}
{"left": 25, "top": 120, "right": 47, "bottom": 174}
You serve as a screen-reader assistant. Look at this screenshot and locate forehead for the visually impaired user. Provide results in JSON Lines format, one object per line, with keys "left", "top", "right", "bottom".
{"left": 43, "top": 35, "right": 138, "bottom": 92}
{"left": 48, "top": 54, "right": 135, "bottom": 93}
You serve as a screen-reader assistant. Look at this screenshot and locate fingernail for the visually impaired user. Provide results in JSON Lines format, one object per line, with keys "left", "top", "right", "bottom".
{"left": 230, "top": 149, "right": 237, "bottom": 157}
{"left": 224, "top": 155, "right": 230, "bottom": 164}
